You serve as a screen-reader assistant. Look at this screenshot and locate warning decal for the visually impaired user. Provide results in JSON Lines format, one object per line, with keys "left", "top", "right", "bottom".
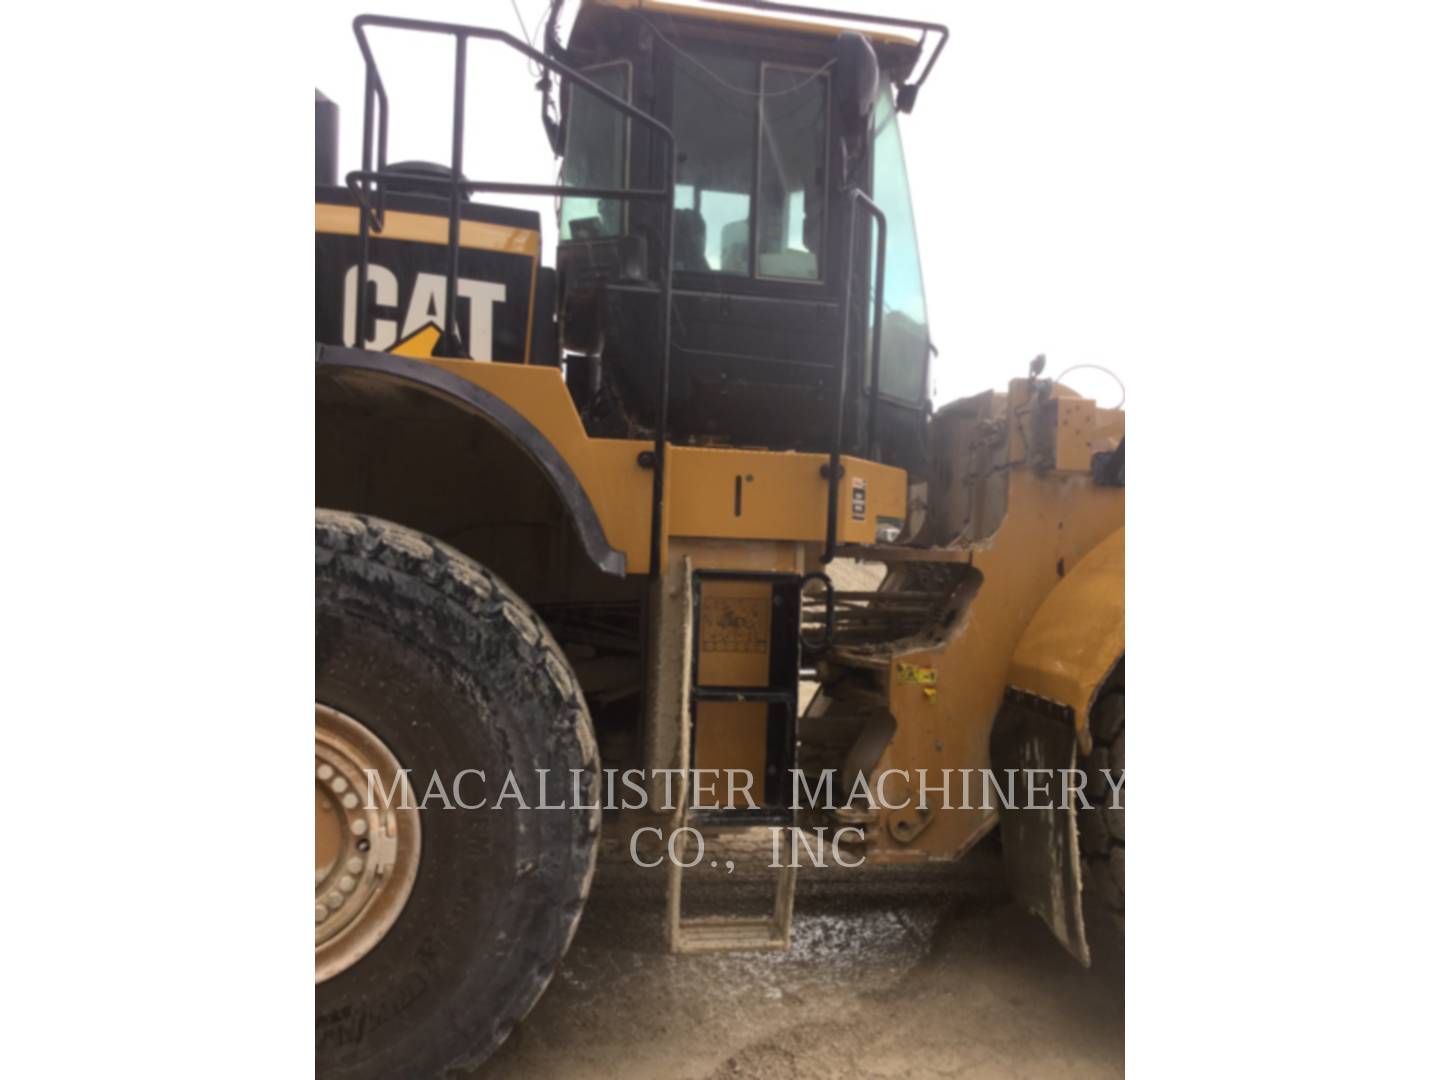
{"left": 700, "top": 597, "right": 770, "bottom": 654}
{"left": 851, "top": 476, "right": 868, "bottom": 522}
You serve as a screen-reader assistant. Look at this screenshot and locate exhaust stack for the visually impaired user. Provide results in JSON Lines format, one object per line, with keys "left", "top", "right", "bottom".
{"left": 315, "top": 89, "right": 339, "bottom": 187}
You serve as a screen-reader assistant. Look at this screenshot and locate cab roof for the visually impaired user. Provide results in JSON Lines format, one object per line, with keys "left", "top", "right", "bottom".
{"left": 572, "top": 0, "right": 934, "bottom": 82}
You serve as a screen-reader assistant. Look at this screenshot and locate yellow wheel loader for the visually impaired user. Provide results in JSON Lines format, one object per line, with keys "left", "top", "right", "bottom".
{"left": 314, "top": 2, "right": 1124, "bottom": 1075}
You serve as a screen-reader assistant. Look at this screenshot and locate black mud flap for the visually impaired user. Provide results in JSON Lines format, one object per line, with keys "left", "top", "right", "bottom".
{"left": 990, "top": 688, "right": 1091, "bottom": 965}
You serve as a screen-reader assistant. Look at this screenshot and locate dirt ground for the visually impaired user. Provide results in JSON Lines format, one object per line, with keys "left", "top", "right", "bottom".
{"left": 479, "top": 835, "right": 1124, "bottom": 1080}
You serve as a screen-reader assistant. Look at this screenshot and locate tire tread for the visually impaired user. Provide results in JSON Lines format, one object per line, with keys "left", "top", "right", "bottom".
{"left": 316, "top": 510, "right": 600, "bottom": 1077}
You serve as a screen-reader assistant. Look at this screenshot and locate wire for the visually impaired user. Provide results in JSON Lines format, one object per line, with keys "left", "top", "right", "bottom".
{"left": 1055, "top": 363, "right": 1126, "bottom": 409}
{"left": 510, "top": 0, "right": 544, "bottom": 77}
{"left": 642, "top": 14, "right": 836, "bottom": 97}
{"left": 509, "top": 0, "right": 535, "bottom": 43}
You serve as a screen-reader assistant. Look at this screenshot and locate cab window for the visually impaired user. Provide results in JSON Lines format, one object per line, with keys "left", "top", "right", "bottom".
{"left": 672, "top": 53, "right": 756, "bottom": 274}
{"left": 560, "top": 62, "right": 632, "bottom": 241}
{"left": 671, "top": 53, "right": 829, "bottom": 281}
{"left": 868, "top": 87, "right": 930, "bottom": 402}
{"left": 757, "top": 65, "right": 828, "bottom": 280}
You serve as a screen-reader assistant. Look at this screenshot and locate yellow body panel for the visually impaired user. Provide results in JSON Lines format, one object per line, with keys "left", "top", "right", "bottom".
{"left": 672, "top": 538, "right": 808, "bottom": 576}
{"left": 859, "top": 380, "right": 1125, "bottom": 864}
{"left": 668, "top": 443, "right": 906, "bottom": 545}
{"left": 314, "top": 204, "right": 540, "bottom": 257}
{"left": 424, "top": 359, "right": 907, "bottom": 575}
{"left": 1008, "top": 528, "right": 1125, "bottom": 752}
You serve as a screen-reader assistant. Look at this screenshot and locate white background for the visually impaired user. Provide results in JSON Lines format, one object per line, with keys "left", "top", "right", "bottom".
{"left": 3, "top": 0, "right": 1439, "bottom": 1075}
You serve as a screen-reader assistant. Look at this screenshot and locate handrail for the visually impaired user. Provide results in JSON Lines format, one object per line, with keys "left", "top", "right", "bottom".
{"left": 648, "top": 0, "right": 949, "bottom": 111}
{"left": 823, "top": 187, "right": 887, "bottom": 564}
{"left": 799, "top": 570, "right": 835, "bottom": 652}
{"left": 346, "top": 14, "right": 677, "bottom": 579}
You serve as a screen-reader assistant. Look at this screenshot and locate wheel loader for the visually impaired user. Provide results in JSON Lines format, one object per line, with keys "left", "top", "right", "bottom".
{"left": 315, "top": 2, "right": 1125, "bottom": 1075}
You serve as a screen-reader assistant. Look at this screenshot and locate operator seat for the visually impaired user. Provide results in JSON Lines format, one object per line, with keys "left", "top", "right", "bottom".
{"left": 674, "top": 209, "right": 709, "bottom": 272}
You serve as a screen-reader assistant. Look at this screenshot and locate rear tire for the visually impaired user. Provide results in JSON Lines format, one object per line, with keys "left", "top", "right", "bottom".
{"left": 1079, "top": 677, "right": 1125, "bottom": 970}
{"left": 315, "top": 510, "right": 600, "bottom": 1078}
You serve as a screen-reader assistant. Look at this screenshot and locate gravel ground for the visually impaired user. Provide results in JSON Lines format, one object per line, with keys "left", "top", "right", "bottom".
{"left": 478, "top": 834, "right": 1124, "bottom": 1079}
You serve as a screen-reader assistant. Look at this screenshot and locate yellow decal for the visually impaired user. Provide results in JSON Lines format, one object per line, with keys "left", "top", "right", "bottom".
{"left": 897, "top": 664, "right": 937, "bottom": 686}
{"left": 390, "top": 323, "right": 442, "bottom": 358}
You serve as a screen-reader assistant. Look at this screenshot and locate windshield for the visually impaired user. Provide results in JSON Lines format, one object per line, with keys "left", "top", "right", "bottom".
{"left": 868, "top": 87, "right": 931, "bottom": 403}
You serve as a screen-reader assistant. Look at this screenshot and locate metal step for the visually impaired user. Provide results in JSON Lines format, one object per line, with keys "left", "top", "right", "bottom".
{"left": 670, "top": 912, "right": 792, "bottom": 953}
{"left": 666, "top": 832, "right": 798, "bottom": 954}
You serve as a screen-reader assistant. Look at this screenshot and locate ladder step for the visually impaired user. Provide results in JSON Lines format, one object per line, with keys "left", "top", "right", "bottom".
{"left": 665, "top": 827, "right": 798, "bottom": 955}
{"left": 673, "top": 916, "right": 788, "bottom": 953}
{"left": 690, "top": 686, "right": 795, "bottom": 704}
{"left": 687, "top": 808, "right": 790, "bottom": 829}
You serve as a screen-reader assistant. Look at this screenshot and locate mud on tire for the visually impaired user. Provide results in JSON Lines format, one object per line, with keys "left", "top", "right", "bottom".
{"left": 315, "top": 510, "right": 600, "bottom": 1079}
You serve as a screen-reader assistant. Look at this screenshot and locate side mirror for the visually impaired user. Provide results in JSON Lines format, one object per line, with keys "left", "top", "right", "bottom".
{"left": 835, "top": 32, "right": 879, "bottom": 140}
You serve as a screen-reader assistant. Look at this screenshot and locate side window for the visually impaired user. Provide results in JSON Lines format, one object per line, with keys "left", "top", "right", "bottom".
{"left": 869, "top": 88, "right": 930, "bottom": 402}
{"left": 672, "top": 54, "right": 757, "bottom": 274}
{"left": 559, "top": 62, "right": 631, "bottom": 241}
{"left": 757, "top": 66, "right": 828, "bottom": 280}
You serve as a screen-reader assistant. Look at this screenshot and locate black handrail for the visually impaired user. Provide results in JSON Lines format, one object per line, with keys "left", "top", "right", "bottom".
{"left": 823, "top": 187, "right": 887, "bottom": 564}
{"left": 799, "top": 570, "right": 836, "bottom": 652}
{"left": 346, "top": 14, "right": 676, "bottom": 579}
{"left": 659, "top": 0, "right": 949, "bottom": 111}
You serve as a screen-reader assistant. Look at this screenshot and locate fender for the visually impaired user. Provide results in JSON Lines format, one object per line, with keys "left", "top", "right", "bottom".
{"left": 1008, "top": 527, "right": 1125, "bottom": 751}
{"left": 990, "top": 527, "right": 1124, "bottom": 966}
{"left": 316, "top": 345, "right": 626, "bottom": 577}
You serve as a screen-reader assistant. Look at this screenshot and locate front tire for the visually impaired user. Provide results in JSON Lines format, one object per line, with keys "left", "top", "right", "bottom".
{"left": 315, "top": 510, "right": 599, "bottom": 1078}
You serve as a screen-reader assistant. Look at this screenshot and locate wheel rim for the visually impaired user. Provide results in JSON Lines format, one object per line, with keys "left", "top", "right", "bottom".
{"left": 315, "top": 702, "right": 422, "bottom": 983}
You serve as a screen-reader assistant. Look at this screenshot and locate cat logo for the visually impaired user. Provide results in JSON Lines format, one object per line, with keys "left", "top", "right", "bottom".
{"left": 341, "top": 264, "right": 506, "bottom": 362}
